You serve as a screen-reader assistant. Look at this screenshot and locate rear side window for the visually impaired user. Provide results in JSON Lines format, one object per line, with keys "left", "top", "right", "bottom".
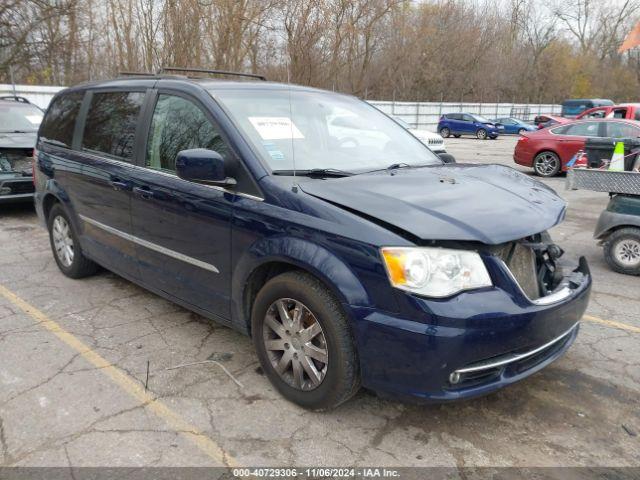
{"left": 82, "top": 91, "right": 145, "bottom": 161}
{"left": 39, "top": 92, "right": 84, "bottom": 148}
{"left": 563, "top": 122, "right": 600, "bottom": 137}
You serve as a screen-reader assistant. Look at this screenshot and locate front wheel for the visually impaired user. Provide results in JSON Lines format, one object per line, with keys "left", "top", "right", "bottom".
{"left": 47, "top": 203, "right": 99, "bottom": 278}
{"left": 476, "top": 128, "right": 488, "bottom": 140}
{"left": 518, "top": 128, "right": 527, "bottom": 135}
{"left": 251, "top": 271, "right": 360, "bottom": 410}
{"left": 533, "top": 151, "right": 561, "bottom": 177}
{"left": 604, "top": 228, "right": 640, "bottom": 275}
{"left": 439, "top": 127, "right": 451, "bottom": 138}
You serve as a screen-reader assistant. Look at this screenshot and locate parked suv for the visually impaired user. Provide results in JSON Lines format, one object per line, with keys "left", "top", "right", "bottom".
{"left": 34, "top": 71, "right": 591, "bottom": 409}
{"left": 438, "top": 113, "right": 501, "bottom": 140}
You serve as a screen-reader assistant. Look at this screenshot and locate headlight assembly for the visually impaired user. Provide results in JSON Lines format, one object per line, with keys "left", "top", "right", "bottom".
{"left": 381, "top": 247, "right": 492, "bottom": 297}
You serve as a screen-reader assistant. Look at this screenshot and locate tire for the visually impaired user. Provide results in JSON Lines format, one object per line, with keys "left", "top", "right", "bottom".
{"left": 439, "top": 127, "right": 451, "bottom": 138}
{"left": 251, "top": 271, "right": 360, "bottom": 410}
{"left": 603, "top": 227, "right": 640, "bottom": 276}
{"left": 533, "top": 151, "right": 561, "bottom": 177}
{"left": 518, "top": 128, "right": 527, "bottom": 135}
{"left": 47, "top": 203, "right": 99, "bottom": 279}
{"left": 453, "top": 134, "right": 461, "bottom": 138}
{"left": 476, "top": 128, "right": 488, "bottom": 140}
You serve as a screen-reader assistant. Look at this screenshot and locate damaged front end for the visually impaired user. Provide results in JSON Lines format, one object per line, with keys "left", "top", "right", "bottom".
{"left": 0, "top": 149, "right": 35, "bottom": 203}
{"left": 488, "top": 231, "right": 589, "bottom": 305}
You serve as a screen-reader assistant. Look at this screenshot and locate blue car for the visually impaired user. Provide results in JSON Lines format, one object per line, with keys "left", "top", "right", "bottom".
{"left": 493, "top": 117, "right": 537, "bottom": 135}
{"left": 438, "top": 113, "right": 502, "bottom": 139}
{"left": 34, "top": 71, "right": 591, "bottom": 409}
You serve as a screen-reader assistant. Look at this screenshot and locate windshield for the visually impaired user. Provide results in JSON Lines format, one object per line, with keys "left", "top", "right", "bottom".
{"left": 212, "top": 88, "right": 441, "bottom": 173}
{"left": 472, "top": 115, "right": 492, "bottom": 123}
{"left": 0, "top": 104, "right": 43, "bottom": 133}
{"left": 392, "top": 116, "right": 411, "bottom": 129}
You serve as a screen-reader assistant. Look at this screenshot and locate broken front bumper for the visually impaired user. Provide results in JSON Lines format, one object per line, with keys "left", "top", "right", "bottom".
{"left": 347, "top": 256, "right": 591, "bottom": 402}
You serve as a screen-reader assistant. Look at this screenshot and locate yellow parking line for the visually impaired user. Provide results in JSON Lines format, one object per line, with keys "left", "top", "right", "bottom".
{"left": 583, "top": 314, "right": 640, "bottom": 334}
{"left": 0, "top": 284, "right": 238, "bottom": 467}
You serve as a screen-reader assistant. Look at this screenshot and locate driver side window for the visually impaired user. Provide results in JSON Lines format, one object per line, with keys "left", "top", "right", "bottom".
{"left": 146, "top": 94, "right": 230, "bottom": 173}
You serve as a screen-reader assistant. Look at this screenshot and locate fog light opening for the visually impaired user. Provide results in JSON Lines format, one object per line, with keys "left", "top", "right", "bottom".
{"left": 449, "top": 372, "right": 461, "bottom": 384}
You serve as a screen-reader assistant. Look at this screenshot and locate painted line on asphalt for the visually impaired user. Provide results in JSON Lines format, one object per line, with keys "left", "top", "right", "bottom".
{"left": 0, "top": 283, "right": 238, "bottom": 467}
{"left": 583, "top": 314, "right": 640, "bottom": 334}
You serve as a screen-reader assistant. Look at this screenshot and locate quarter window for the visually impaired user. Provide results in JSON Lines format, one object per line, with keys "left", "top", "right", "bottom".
{"left": 145, "top": 94, "right": 229, "bottom": 173}
{"left": 39, "top": 92, "right": 84, "bottom": 148}
{"left": 82, "top": 91, "right": 144, "bottom": 161}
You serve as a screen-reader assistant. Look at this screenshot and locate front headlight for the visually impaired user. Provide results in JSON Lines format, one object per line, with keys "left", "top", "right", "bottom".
{"left": 381, "top": 247, "right": 492, "bottom": 297}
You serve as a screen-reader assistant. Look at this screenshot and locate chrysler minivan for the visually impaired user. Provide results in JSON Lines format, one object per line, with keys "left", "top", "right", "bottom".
{"left": 34, "top": 71, "right": 591, "bottom": 410}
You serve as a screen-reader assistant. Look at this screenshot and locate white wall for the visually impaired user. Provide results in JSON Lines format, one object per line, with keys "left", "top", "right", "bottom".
{"left": 0, "top": 84, "right": 562, "bottom": 130}
{"left": 368, "top": 101, "right": 562, "bottom": 132}
{"left": 0, "top": 84, "right": 65, "bottom": 109}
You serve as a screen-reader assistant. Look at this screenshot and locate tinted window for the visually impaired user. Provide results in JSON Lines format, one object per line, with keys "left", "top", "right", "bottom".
{"left": 446, "top": 113, "right": 460, "bottom": 120}
{"left": 39, "top": 92, "right": 83, "bottom": 148}
{"left": 611, "top": 109, "right": 627, "bottom": 119}
{"left": 146, "top": 94, "right": 229, "bottom": 172}
{"left": 462, "top": 114, "right": 474, "bottom": 122}
{"left": 563, "top": 122, "right": 600, "bottom": 137}
{"left": 606, "top": 122, "right": 640, "bottom": 138}
{"left": 82, "top": 91, "right": 144, "bottom": 161}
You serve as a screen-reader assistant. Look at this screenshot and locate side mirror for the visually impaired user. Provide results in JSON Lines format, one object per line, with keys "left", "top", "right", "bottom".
{"left": 175, "top": 149, "right": 236, "bottom": 187}
{"left": 437, "top": 152, "right": 456, "bottom": 164}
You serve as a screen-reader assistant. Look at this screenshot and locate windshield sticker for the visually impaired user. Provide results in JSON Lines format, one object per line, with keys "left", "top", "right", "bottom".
{"left": 25, "top": 115, "right": 43, "bottom": 125}
{"left": 249, "top": 117, "right": 304, "bottom": 140}
{"left": 262, "top": 141, "right": 285, "bottom": 161}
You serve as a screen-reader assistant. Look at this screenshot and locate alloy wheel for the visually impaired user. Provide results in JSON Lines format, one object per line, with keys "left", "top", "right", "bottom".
{"left": 614, "top": 238, "right": 640, "bottom": 267}
{"left": 477, "top": 129, "right": 487, "bottom": 140}
{"left": 52, "top": 215, "right": 74, "bottom": 267}
{"left": 440, "top": 127, "right": 450, "bottom": 138}
{"left": 534, "top": 153, "right": 559, "bottom": 176}
{"left": 262, "top": 298, "right": 328, "bottom": 391}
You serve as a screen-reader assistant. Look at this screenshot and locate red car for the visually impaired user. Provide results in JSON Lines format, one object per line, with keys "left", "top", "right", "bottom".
{"left": 577, "top": 103, "right": 640, "bottom": 121}
{"left": 533, "top": 114, "right": 569, "bottom": 129}
{"left": 514, "top": 118, "right": 640, "bottom": 177}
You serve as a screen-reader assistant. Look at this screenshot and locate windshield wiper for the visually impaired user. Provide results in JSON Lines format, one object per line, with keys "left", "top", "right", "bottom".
{"left": 272, "top": 168, "right": 354, "bottom": 178}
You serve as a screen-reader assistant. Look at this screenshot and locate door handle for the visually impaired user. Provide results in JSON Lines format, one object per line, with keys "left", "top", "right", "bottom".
{"left": 109, "top": 178, "right": 130, "bottom": 191}
{"left": 132, "top": 186, "right": 155, "bottom": 200}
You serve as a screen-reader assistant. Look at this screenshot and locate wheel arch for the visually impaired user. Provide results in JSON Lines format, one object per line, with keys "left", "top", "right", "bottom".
{"left": 232, "top": 237, "right": 370, "bottom": 336}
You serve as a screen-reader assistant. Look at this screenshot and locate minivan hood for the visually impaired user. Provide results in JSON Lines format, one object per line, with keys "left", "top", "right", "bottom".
{"left": 299, "top": 164, "right": 566, "bottom": 245}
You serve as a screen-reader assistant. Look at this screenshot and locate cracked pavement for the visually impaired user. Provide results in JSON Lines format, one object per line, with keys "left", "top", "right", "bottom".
{"left": 0, "top": 136, "right": 638, "bottom": 467}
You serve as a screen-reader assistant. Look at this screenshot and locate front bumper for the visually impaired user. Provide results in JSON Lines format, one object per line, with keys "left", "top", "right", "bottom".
{"left": 348, "top": 257, "right": 591, "bottom": 402}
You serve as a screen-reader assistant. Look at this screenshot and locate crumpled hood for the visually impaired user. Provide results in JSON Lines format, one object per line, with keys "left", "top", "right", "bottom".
{"left": 299, "top": 164, "right": 566, "bottom": 245}
{"left": 0, "top": 132, "right": 36, "bottom": 150}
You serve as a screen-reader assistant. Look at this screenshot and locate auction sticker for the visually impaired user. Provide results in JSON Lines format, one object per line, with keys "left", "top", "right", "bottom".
{"left": 249, "top": 117, "right": 304, "bottom": 140}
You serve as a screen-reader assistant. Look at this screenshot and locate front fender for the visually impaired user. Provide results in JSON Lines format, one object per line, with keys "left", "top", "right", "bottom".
{"left": 231, "top": 236, "right": 370, "bottom": 331}
{"left": 594, "top": 209, "right": 640, "bottom": 239}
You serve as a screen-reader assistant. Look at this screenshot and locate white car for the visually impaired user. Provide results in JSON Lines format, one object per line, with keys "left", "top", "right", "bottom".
{"left": 392, "top": 116, "right": 446, "bottom": 153}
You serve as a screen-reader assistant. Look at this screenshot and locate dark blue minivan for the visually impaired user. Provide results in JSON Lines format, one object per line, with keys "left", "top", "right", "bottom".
{"left": 34, "top": 72, "right": 591, "bottom": 409}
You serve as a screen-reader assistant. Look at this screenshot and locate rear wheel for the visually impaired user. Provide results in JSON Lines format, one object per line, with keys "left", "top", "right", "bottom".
{"left": 47, "top": 204, "right": 99, "bottom": 278}
{"left": 604, "top": 228, "right": 640, "bottom": 275}
{"left": 439, "top": 127, "right": 451, "bottom": 138}
{"left": 251, "top": 271, "right": 360, "bottom": 410}
{"left": 476, "top": 128, "right": 488, "bottom": 140}
{"left": 533, "top": 151, "right": 561, "bottom": 177}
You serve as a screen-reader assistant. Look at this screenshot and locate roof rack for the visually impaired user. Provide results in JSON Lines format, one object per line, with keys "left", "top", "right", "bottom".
{"left": 158, "top": 67, "right": 267, "bottom": 81}
{"left": 118, "top": 71, "right": 155, "bottom": 77}
{"left": 0, "top": 95, "right": 31, "bottom": 104}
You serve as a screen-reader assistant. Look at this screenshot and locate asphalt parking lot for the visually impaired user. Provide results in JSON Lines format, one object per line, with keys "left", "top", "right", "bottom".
{"left": 1, "top": 136, "right": 639, "bottom": 469}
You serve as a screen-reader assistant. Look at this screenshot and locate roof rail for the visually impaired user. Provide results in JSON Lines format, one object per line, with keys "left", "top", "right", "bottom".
{"left": 0, "top": 95, "right": 31, "bottom": 104}
{"left": 118, "top": 71, "right": 155, "bottom": 77}
{"left": 158, "top": 67, "right": 267, "bottom": 81}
